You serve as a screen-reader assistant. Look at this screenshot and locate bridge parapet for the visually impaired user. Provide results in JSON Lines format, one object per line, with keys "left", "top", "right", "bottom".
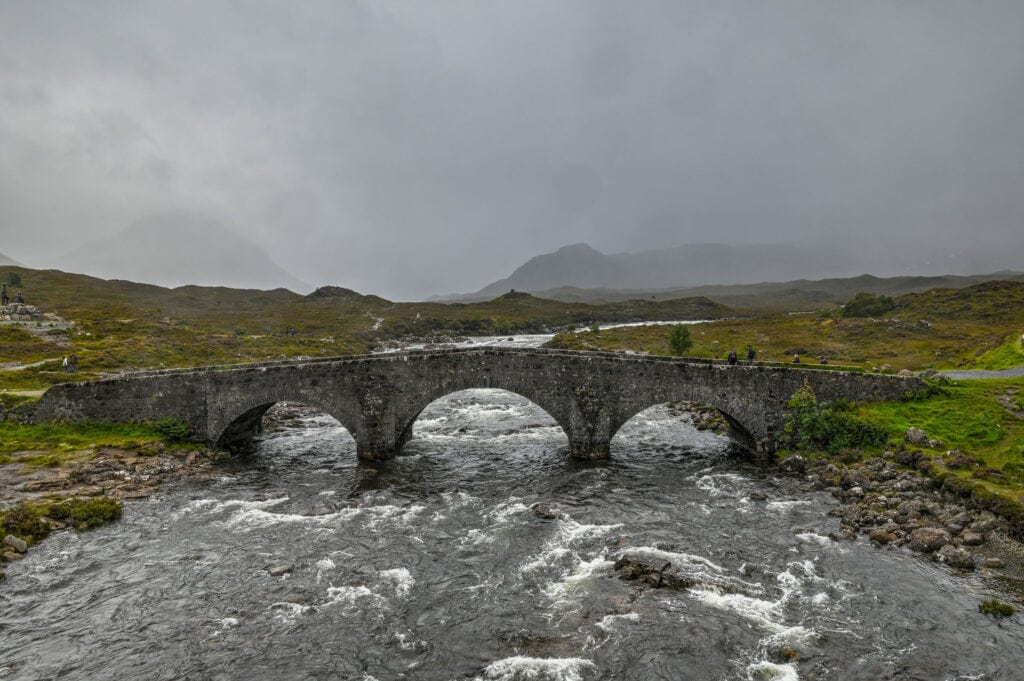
{"left": 34, "top": 348, "right": 925, "bottom": 460}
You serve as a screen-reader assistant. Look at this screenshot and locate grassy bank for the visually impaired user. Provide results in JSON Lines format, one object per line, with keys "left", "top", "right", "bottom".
{"left": 544, "top": 282, "right": 1024, "bottom": 372}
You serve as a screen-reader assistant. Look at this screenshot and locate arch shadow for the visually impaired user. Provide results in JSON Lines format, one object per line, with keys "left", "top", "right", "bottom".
{"left": 212, "top": 392, "right": 362, "bottom": 449}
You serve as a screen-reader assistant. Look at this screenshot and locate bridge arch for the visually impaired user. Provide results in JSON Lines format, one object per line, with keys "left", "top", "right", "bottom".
{"left": 208, "top": 389, "right": 363, "bottom": 448}
{"left": 609, "top": 401, "right": 757, "bottom": 454}
{"left": 391, "top": 378, "right": 574, "bottom": 455}
{"left": 396, "top": 388, "right": 570, "bottom": 455}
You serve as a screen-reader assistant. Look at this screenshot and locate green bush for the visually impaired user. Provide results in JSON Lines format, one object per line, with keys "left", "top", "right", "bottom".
{"left": 1, "top": 505, "right": 51, "bottom": 544}
{"left": 668, "top": 325, "right": 693, "bottom": 356}
{"left": 45, "top": 498, "right": 122, "bottom": 531}
{"left": 842, "top": 292, "right": 896, "bottom": 318}
{"left": 979, "top": 598, "right": 1015, "bottom": 618}
{"left": 784, "top": 382, "right": 890, "bottom": 454}
{"left": 151, "top": 417, "right": 192, "bottom": 442}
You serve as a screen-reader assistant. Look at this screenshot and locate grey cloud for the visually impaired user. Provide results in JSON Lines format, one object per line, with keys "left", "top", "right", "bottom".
{"left": 1, "top": 1, "right": 1022, "bottom": 299}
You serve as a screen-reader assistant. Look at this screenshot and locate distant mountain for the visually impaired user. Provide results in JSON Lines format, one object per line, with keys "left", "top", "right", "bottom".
{"left": 446, "top": 241, "right": 1024, "bottom": 304}
{"left": 54, "top": 212, "right": 310, "bottom": 292}
{"left": 451, "top": 242, "right": 864, "bottom": 301}
{"left": 0, "top": 252, "right": 24, "bottom": 267}
{"left": 515, "top": 271, "right": 1024, "bottom": 310}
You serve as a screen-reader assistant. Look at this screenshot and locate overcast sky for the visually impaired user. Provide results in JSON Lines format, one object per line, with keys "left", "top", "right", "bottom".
{"left": 1, "top": 1, "right": 1022, "bottom": 298}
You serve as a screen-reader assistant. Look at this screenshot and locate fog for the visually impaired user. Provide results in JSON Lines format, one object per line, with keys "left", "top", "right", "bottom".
{"left": 1, "top": 1, "right": 1022, "bottom": 299}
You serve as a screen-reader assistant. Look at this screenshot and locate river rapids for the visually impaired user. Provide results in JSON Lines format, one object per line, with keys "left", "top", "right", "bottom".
{"left": 3, "top": 390, "right": 1024, "bottom": 680}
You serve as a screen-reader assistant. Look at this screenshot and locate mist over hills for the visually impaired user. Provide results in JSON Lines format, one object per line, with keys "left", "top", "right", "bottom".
{"left": 51, "top": 212, "right": 310, "bottom": 293}
{"left": 0, "top": 252, "right": 24, "bottom": 267}
{"left": 441, "top": 242, "right": 1024, "bottom": 302}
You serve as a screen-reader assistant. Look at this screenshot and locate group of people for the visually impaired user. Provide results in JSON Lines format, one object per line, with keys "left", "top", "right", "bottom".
{"left": 725, "top": 347, "right": 829, "bottom": 365}
{"left": 1, "top": 283, "right": 23, "bottom": 306}
{"left": 726, "top": 346, "right": 758, "bottom": 365}
{"left": 62, "top": 355, "right": 79, "bottom": 373}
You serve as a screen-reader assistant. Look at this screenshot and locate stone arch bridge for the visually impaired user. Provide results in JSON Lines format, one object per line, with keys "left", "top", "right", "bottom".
{"left": 34, "top": 348, "right": 923, "bottom": 460}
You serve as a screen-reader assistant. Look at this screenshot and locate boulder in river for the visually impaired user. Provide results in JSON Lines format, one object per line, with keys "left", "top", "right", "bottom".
{"left": 613, "top": 554, "right": 694, "bottom": 590}
{"left": 935, "top": 544, "right": 975, "bottom": 570}
{"left": 268, "top": 564, "right": 295, "bottom": 577}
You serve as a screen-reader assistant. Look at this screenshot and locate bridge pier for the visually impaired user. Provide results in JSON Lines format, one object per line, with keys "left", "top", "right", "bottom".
{"left": 569, "top": 439, "right": 611, "bottom": 460}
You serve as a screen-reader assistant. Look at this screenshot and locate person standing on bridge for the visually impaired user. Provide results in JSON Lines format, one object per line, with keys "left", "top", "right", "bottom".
{"left": 1, "top": 283, "right": 8, "bottom": 306}
{"left": 727, "top": 350, "right": 738, "bottom": 365}
{"left": 746, "top": 346, "right": 756, "bottom": 364}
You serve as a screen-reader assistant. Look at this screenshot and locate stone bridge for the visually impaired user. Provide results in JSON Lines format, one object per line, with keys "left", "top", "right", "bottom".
{"left": 34, "top": 347, "right": 924, "bottom": 460}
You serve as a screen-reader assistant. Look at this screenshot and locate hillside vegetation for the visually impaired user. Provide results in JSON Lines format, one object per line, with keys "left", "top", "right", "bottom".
{"left": 545, "top": 281, "right": 1024, "bottom": 372}
{"left": 0, "top": 267, "right": 728, "bottom": 390}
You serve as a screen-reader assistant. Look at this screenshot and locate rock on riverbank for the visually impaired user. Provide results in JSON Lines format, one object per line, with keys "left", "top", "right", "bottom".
{"left": 793, "top": 451, "right": 1019, "bottom": 573}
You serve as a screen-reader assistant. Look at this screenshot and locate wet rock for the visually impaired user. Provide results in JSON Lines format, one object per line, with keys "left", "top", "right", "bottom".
{"left": 935, "top": 544, "right": 975, "bottom": 570}
{"left": 962, "top": 532, "right": 985, "bottom": 546}
{"left": 869, "top": 529, "right": 899, "bottom": 545}
{"left": 985, "top": 557, "right": 1006, "bottom": 569}
{"left": 613, "top": 554, "right": 694, "bottom": 590}
{"left": 3, "top": 534, "right": 28, "bottom": 553}
{"left": 2, "top": 550, "right": 23, "bottom": 562}
{"left": 268, "top": 564, "right": 295, "bottom": 577}
{"left": 909, "top": 527, "right": 951, "bottom": 552}
{"left": 904, "top": 428, "right": 929, "bottom": 446}
{"left": 778, "top": 454, "right": 807, "bottom": 474}
{"left": 846, "top": 486, "right": 865, "bottom": 499}
{"left": 748, "top": 492, "right": 768, "bottom": 501}
{"left": 531, "top": 503, "right": 563, "bottom": 520}
{"left": 969, "top": 514, "right": 999, "bottom": 534}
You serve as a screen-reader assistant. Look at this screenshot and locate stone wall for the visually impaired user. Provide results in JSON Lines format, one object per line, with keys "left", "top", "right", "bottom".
{"left": 34, "top": 347, "right": 924, "bottom": 460}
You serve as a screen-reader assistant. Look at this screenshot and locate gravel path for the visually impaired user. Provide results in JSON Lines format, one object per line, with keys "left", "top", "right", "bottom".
{"left": 940, "top": 366, "right": 1024, "bottom": 380}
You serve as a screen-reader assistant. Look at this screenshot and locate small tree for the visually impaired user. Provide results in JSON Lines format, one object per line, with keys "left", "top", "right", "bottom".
{"left": 668, "top": 325, "right": 693, "bottom": 356}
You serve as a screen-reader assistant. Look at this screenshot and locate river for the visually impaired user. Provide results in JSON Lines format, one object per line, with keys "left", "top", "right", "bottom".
{"left": 2, "top": 336, "right": 1024, "bottom": 680}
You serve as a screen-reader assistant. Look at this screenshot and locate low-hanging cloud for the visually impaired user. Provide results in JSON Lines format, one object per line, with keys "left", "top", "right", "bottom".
{"left": 1, "top": 1, "right": 1022, "bottom": 299}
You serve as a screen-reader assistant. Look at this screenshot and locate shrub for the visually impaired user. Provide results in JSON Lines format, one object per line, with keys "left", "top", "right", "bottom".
{"left": 151, "top": 417, "right": 192, "bottom": 442}
{"left": 1, "top": 505, "right": 51, "bottom": 544}
{"left": 668, "top": 325, "right": 693, "bottom": 356}
{"left": 979, "top": 598, "right": 1015, "bottom": 618}
{"left": 783, "top": 381, "right": 890, "bottom": 454}
{"left": 842, "top": 292, "right": 896, "bottom": 318}
{"left": 45, "top": 498, "right": 122, "bottom": 531}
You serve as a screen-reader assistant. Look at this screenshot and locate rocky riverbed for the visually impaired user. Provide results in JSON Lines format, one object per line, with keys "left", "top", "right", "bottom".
{"left": 777, "top": 443, "right": 1024, "bottom": 584}
{"left": 0, "top": 444, "right": 221, "bottom": 576}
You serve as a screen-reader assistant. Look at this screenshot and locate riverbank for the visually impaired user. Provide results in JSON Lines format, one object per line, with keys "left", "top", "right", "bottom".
{"left": 777, "top": 449, "right": 1024, "bottom": 591}
{"left": 0, "top": 443, "right": 221, "bottom": 577}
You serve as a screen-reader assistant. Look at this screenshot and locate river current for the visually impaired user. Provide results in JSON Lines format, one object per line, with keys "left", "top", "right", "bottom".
{"left": 4, "top": 325, "right": 1024, "bottom": 680}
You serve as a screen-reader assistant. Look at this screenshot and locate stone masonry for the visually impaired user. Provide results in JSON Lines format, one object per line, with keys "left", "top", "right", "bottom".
{"left": 33, "top": 347, "right": 924, "bottom": 460}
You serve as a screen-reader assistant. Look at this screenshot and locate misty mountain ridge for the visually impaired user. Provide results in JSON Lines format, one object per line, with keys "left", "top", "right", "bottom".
{"left": 52, "top": 212, "right": 311, "bottom": 293}
{"left": 0, "top": 252, "right": 24, "bottom": 267}
{"left": 446, "top": 241, "right": 1022, "bottom": 302}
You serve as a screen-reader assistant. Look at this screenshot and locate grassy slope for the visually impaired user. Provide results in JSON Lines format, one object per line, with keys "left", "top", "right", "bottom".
{"left": 0, "top": 267, "right": 729, "bottom": 390}
{"left": 856, "top": 378, "right": 1024, "bottom": 503}
{"left": 545, "top": 281, "right": 1024, "bottom": 371}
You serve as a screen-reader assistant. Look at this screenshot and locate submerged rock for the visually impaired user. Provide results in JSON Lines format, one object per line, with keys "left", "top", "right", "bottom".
{"left": 531, "top": 503, "right": 563, "bottom": 520}
{"left": 613, "top": 554, "right": 694, "bottom": 590}
{"left": 268, "top": 564, "right": 295, "bottom": 577}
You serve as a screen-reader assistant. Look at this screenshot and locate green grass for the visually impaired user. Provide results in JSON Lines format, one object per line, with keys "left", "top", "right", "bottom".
{"left": 979, "top": 598, "right": 1015, "bottom": 618}
{"left": 0, "top": 266, "right": 730, "bottom": 390}
{"left": 0, "top": 497, "right": 123, "bottom": 545}
{"left": 854, "top": 378, "right": 1024, "bottom": 501}
{"left": 0, "top": 420, "right": 177, "bottom": 455}
{"left": 973, "top": 334, "right": 1024, "bottom": 371}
